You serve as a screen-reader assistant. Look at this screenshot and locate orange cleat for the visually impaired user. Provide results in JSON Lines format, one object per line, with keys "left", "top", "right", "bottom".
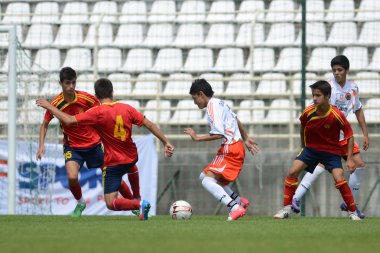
{"left": 240, "top": 197, "right": 250, "bottom": 209}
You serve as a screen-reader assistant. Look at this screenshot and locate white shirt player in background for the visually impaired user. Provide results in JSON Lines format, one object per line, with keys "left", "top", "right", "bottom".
{"left": 293, "top": 55, "right": 369, "bottom": 218}
{"left": 184, "top": 79, "right": 259, "bottom": 221}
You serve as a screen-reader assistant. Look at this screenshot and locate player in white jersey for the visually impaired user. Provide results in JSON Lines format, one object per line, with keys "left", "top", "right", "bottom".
{"left": 184, "top": 79, "right": 259, "bottom": 221}
{"left": 292, "top": 55, "right": 369, "bottom": 218}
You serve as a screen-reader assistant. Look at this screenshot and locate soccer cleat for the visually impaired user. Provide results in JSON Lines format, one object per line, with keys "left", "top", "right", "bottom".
{"left": 240, "top": 197, "right": 250, "bottom": 209}
{"left": 348, "top": 211, "right": 362, "bottom": 221}
{"left": 291, "top": 198, "right": 301, "bottom": 214}
{"left": 227, "top": 205, "right": 246, "bottom": 221}
{"left": 71, "top": 203, "right": 86, "bottom": 218}
{"left": 131, "top": 209, "right": 140, "bottom": 216}
{"left": 139, "top": 200, "right": 151, "bottom": 221}
{"left": 273, "top": 205, "right": 292, "bottom": 219}
{"left": 340, "top": 203, "right": 365, "bottom": 219}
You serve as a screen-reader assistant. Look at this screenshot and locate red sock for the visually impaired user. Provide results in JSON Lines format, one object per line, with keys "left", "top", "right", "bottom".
{"left": 119, "top": 180, "right": 133, "bottom": 199}
{"left": 128, "top": 165, "right": 141, "bottom": 199}
{"left": 283, "top": 176, "right": 298, "bottom": 206}
{"left": 69, "top": 182, "right": 82, "bottom": 200}
{"left": 336, "top": 179, "right": 356, "bottom": 212}
{"left": 110, "top": 198, "right": 140, "bottom": 211}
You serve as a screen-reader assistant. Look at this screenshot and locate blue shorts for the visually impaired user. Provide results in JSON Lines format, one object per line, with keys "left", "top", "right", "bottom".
{"left": 102, "top": 162, "right": 136, "bottom": 194}
{"left": 63, "top": 144, "right": 104, "bottom": 169}
{"left": 295, "top": 147, "right": 342, "bottom": 173}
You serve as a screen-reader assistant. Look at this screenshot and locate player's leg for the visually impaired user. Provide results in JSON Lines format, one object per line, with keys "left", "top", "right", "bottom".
{"left": 128, "top": 165, "right": 141, "bottom": 199}
{"left": 65, "top": 160, "right": 86, "bottom": 217}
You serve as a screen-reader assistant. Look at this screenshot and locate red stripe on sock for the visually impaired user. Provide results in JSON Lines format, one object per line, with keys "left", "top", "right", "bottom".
{"left": 110, "top": 198, "right": 140, "bottom": 211}
{"left": 336, "top": 179, "right": 356, "bottom": 212}
{"left": 283, "top": 176, "right": 298, "bottom": 206}
{"left": 119, "top": 180, "right": 133, "bottom": 199}
{"left": 128, "top": 165, "right": 141, "bottom": 199}
{"left": 69, "top": 183, "right": 82, "bottom": 200}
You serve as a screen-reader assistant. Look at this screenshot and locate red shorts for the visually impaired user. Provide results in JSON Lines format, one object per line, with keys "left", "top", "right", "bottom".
{"left": 203, "top": 140, "right": 245, "bottom": 185}
{"left": 340, "top": 140, "right": 360, "bottom": 157}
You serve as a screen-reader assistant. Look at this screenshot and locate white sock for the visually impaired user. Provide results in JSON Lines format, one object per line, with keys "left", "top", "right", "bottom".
{"left": 78, "top": 197, "right": 86, "bottom": 205}
{"left": 349, "top": 167, "right": 363, "bottom": 201}
{"left": 201, "top": 176, "right": 238, "bottom": 210}
{"left": 293, "top": 165, "right": 325, "bottom": 200}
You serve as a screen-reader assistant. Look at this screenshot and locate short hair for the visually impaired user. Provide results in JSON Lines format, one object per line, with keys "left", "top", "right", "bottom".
{"left": 189, "top": 79, "right": 214, "bottom": 97}
{"left": 309, "top": 80, "right": 331, "bottom": 97}
{"left": 331, "top": 55, "right": 350, "bottom": 70}
{"left": 59, "top": 67, "right": 76, "bottom": 82}
{"left": 94, "top": 78, "right": 113, "bottom": 99}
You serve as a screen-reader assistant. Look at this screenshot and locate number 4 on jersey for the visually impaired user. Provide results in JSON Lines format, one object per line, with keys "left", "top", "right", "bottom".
{"left": 114, "top": 115, "right": 127, "bottom": 141}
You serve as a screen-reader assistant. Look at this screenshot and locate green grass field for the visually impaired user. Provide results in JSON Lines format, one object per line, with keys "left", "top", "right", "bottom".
{"left": 1, "top": 215, "right": 379, "bottom": 253}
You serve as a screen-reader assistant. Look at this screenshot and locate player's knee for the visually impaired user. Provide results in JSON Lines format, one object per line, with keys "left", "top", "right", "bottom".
{"left": 199, "top": 172, "right": 206, "bottom": 182}
{"left": 105, "top": 200, "right": 114, "bottom": 210}
{"left": 67, "top": 178, "right": 79, "bottom": 186}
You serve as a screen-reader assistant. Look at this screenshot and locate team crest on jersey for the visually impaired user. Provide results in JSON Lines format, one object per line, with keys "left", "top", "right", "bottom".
{"left": 345, "top": 92, "right": 351, "bottom": 100}
{"left": 324, "top": 124, "right": 330, "bottom": 129}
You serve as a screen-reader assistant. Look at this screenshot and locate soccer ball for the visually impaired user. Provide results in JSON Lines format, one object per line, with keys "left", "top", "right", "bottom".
{"left": 169, "top": 200, "right": 192, "bottom": 220}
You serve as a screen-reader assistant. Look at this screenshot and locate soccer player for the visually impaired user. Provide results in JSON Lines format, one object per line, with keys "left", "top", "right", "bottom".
{"left": 36, "top": 67, "right": 136, "bottom": 218}
{"left": 184, "top": 79, "right": 259, "bottom": 221}
{"left": 292, "top": 55, "right": 369, "bottom": 218}
{"left": 273, "top": 80, "right": 361, "bottom": 221}
{"left": 36, "top": 78, "right": 174, "bottom": 220}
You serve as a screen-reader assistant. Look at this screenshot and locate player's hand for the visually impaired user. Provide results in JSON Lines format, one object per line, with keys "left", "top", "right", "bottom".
{"left": 36, "top": 98, "right": 50, "bottom": 109}
{"left": 164, "top": 142, "right": 175, "bottom": 158}
{"left": 36, "top": 147, "right": 45, "bottom": 161}
{"left": 346, "top": 157, "right": 355, "bottom": 172}
{"left": 184, "top": 128, "right": 198, "bottom": 141}
{"left": 244, "top": 137, "right": 259, "bottom": 155}
{"left": 362, "top": 136, "right": 369, "bottom": 151}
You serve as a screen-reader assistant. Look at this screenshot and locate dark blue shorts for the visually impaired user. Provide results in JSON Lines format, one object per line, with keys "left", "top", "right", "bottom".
{"left": 63, "top": 144, "right": 104, "bottom": 169}
{"left": 295, "top": 147, "right": 342, "bottom": 173}
{"left": 102, "top": 162, "right": 136, "bottom": 194}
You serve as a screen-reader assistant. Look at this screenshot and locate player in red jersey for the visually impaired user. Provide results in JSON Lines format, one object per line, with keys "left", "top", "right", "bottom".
{"left": 273, "top": 80, "right": 361, "bottom": 220}
{"left": 36, "top": 78, "right": 174, "bottom": 220}
{"left": 36, "top": 67, "right": 135, "bottom": 218}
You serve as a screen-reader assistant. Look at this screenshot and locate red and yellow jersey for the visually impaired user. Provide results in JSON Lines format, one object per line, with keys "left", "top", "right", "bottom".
{"left": 75, "top": 102, "right": 144, "bottom": 167}
{"left": 44, "top": 90, "right": 101, "bottom": 148}
{"left": 300, "top": 104, "right": 353, "bottom": 155}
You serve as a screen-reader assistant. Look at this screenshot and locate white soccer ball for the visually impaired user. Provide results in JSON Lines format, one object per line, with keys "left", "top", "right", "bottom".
{"left": 169, "top": 200, "right": 192, "bottom": 220}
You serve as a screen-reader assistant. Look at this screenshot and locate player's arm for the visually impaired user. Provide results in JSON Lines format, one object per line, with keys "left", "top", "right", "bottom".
{"left": 142, "top": 117, "right": 174, "bottom": 157}
{"left": 346, "top": 136, "right": 355, "bottom": 171}
{"left": 184, "top": 127, "right": 223, "bottom": 142}
{"left": 237, "top": 118, "right": 259, "bottom": 155}
{"left": 355, "top": 108, "right": 369, "bottom": 151}
{"left": 36, "top": 119, "right": 49, "bottom": 160}
{"left": 36, "top": 98, "right": 77, "bottom": 126}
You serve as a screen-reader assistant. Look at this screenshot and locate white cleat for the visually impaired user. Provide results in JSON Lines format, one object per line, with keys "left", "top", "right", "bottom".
{"left": 273, "top": 205, "right": 292, "bottom": 219}
{"left": 348, "top": 211, "right": 362, "bottom": 221}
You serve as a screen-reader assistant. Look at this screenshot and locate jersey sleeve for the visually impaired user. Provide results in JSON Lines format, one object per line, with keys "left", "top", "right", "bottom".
{"left": 208, "top": 100, "right": 225, "bottom": 136}
{"left": 44, "top": 110, "right": 53, "bottom": 122}
{"left": 299, "top": 110, "right": 308, "bottom": 127}
{"left": 75, "top": 107, "right": 99, "bottom": 125}
{"left": 128, "top": 105, "right": 144, "bottom": 127}
{"left": 352, "top": 85, "right": 362, "bottom": 113}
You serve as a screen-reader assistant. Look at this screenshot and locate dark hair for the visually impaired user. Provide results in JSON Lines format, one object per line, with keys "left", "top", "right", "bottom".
{"left": 331, "top": 55, "right": 350, "bottom": 70}
{"left": 309, "top": 80, "right": 331, "bottom": 97}
{"left": 189, "top": 79, "right": 214, "bottom": 97}
{"left": 94, "top": 78, "right": 113, "bottom": 99}
{"left": 59, "top": 67, "right": 77, "bottom": 82}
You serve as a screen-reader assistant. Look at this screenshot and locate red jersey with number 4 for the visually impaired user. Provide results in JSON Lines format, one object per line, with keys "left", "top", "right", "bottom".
{"left": 44, "top": 91, "right": 101, "bottom": 148}
{"left": 300, "top": 104, "right": 353, "bottom": 155}
{"left": 75, "top": 102, "right": 144, "bottom": 167}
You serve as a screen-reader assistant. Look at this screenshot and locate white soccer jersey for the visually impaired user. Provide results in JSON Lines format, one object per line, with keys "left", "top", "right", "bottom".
{"left": 328, "top": 78, "right": 362, "bottom": 117}
{"left": 206, "top": 98, "right": 242, "bottom": 145}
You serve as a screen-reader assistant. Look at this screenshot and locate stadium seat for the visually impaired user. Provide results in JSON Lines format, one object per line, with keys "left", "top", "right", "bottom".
{"left": 214, "top": 48, "right": 244, "bottom": 72}
{"left": 368, "top": 47, "right": 380, "bottom": 71}
{"left": 97, "top": 48, "right": 122, "bottom": 72}
{"left": 60, "top": 2, "right": 88, "bottom": 23}
{"left": 62, "top": 48, "right": 92, "bottom": 72}
{"left": 0, "top": 25, "right": 23, "bottom": 48}
{"left": 0, "top": 75, "right": 7, "bottom": 94}
{"left": 17, "top": 74, "right": 41, "bottom": 96}
{"left": 237, "top": 100, "right": 265, "bottom": 123}
{"left": 199, "top": 73, "right": 224, "bottom": 95}
{"left": 291, "top": 73, "right": 316, "bottom": 95}
{"left": 32, "top": 49, "right": 61, "bottom": 72}
{"left": 123, "top": 48, "right": 153, "bottom": 73}
{"left": 133, "top": 73, "right": 162, "bottom": 95}
{"left": 265, "top": 0, "right": 295, "bottom": 22}
{"left": 23, "top": 24, "right": 53, "bottom": 48}
{"left": 41, "top": 74, "right": 61, "bottom": 96}
{"left": 265, "top": 23, "right": 295, "bottom": 46}
{"left": 204, "top": 24, "right": 234, "bottom": 47}
{"left": 144, "top": 100, "right": 171, "bottom": 123}
{"left": 76, "top": 74, "right": 95, "bottom": 93}
{"left": 118, "top": 100, "right": 141, "bottom": 110}
{"left": 173, "top": 24, "right": 204, "bottom": 48}
{"left": 163, "top": 73, "right": 193, "bottom": 96}
{"left": 235, "top": 23, "right": 265, "bottom": 47}
{"left": 148, "top": 0, "right": 176, "bottom": 23}
{"left": 113, "top": 24, "right": 144, "bottom": 48}
{"left": 325, "top": 0, "right": 355, "bottom": 21}
{"left": 144, "top": 24, "right": 173, "bottom": 47}
{"left": 0, "top": 101, "right": 8, "bottom": 124}
{"left": 153, "top": 48, "right": 183, "bottom": 72}
{"left": 206, "top": 1, "right": 235, "bottom": 23}
{"left": 354, "top": 72, "right": 380, "bottom": 95}
{"left": 31, "top": 2, "right": 59, "bottom": 24}
{"left": 306, "top": 47, "right": 337, "bottom": 72}
{"left": 364, "top": 98, "right": 380, "bottom": 123}
{"left": 18, "top": 99, "right": 43, "bottom": 124}
{"left": 53, "top": 24, "right": 83, "bottom": 47}
{"left": 108, "top": 73, "right": 132, "bottom": 96}
{"left": 183, "top": 48, "right": 213, "bottom": 72}
{"left": 358, "top": 22, "right": 380, "bottom": 46}
{"left": 265, "top": 99, "right": 296, "bottom": 123}
{"left": 90, "top": 1, "right": 118, "bottom": 23}
{"left": 342, "top": 47, "right": 368, "bottom": 71}
{"left": 295, "top": 0, "right": 324, "bottom": 21}
{"left": 225, "top": 73, "right": 252, "bottom": 95}
{"left": 356, "top": 0, "right": 380, "bottom": 21}
{"left": 274, "top": 47, "right": 302, "bottom": 72}
{"left": 256, "top": 73, "right": 287, "bottom": 95}
{"left": 326, "top": 22, "right": 357, "bottom": 45}
{"left": 119, "top": 1, "right": 147, "bottom": 23}
{"left": 2, "top": 2, "right": 30, "bottom": 24}
{"left": 236, "top": 0, "right": 265, "bottom": 22}
{"left": 1, "top": 50, "right": 31, "bottom": 73}
{"left": 169, "top": 100, "right": 202, "bottom": 124}
{"left": 83, "top": 24, "right": 113, "bottom": 47}
{"left": 177, "top": 0, "right": 206, "bottom": 23}
{"left": 245, "top": 48, "right": 275, "bottom": 72}
{"left": 295, "top": 22, "right": 326, "bottom": 46}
